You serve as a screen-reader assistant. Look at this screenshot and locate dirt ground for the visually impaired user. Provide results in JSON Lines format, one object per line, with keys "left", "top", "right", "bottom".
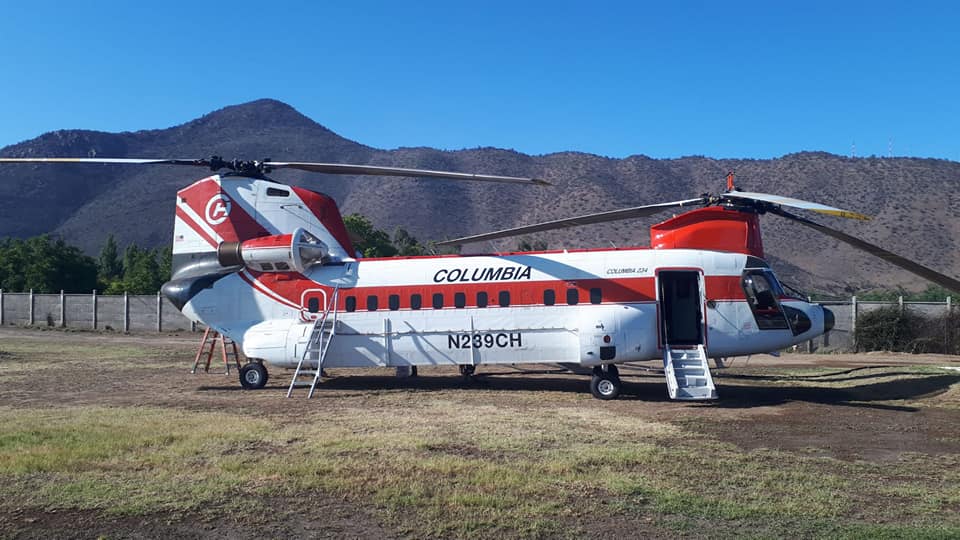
{"left": 1, "top": 327, "right": 958, "bottom": 539}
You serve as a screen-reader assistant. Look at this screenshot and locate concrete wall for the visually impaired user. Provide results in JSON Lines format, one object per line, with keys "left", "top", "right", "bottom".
{"left": 809, "top": 299, "right": 954, "bottom": 353}
{"left": 0, "top": 290, "right": 196, "bottom": 332}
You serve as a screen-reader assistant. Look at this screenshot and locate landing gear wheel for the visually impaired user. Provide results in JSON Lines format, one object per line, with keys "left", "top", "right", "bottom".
{"left": 459, "top": 365, "right": 476, "bottom": 380}
{"left": 590, "top": 365, "right": 621, "bottom": 400}
{"left": 239, "top": 362, "right": 268, "bottom": 389}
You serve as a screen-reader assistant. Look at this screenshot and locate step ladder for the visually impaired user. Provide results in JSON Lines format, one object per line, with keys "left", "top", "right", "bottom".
{"left": 287, "top": 288, "right": 339, "bottom": 398}
{"left": 192, "top": 328, "right": 241, "bottom": 375}
{"left": 663, "top": 344, "right": 717, "bottom": 400}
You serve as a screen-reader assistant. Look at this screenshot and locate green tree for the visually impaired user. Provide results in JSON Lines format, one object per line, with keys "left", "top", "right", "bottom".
{"left": 393, "top": 227, "right": 424, "bottom": 256}
{"left": 0, "top": 235, "right": 96, "bottom": 293}
{"left": 343, "top": 214, "right": 398, "bottom": 258}
{"left": 97, "top": 234, "right": 123, "bottom": 288}
{"left": 517, "top": 237, "right": 548, "bottom": 252}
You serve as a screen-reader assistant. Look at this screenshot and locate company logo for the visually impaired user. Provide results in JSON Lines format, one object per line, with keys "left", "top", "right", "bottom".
{"left": 204, "top": 194, "right": 232, "bottom": 225}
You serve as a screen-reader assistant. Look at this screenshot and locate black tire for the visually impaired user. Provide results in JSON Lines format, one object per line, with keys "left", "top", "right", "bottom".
{"left": 459, "top": 365, "right": 476, "bottom": 379}
{"left": 590, "top": 369, "right": 621, "bottom": 400}
{"left": 239, "top": 362, "right": 269, "bottom": 389}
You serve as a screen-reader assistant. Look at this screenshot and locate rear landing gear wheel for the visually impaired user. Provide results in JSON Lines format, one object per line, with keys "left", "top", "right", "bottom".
{"left": 590, "top": 365, "right": 621, "bottom": 400}
{"left": 239, "top": 362, "right": 268, "bottom": 389}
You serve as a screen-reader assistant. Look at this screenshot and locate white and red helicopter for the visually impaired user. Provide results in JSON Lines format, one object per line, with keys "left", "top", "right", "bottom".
{"left": 3, "top": 157, "right": 959, "bottom": 400}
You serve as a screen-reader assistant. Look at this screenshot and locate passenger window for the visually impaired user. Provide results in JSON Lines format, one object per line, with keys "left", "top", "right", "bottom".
{"left": 307, "top": 297, "right": 320, "bottom": 313}
{"left": 566, "top": 288, "right": 579, "bottom": 305}
{"left": 590, "top": 287, "right": 602, "bottom": 305}
{"left": 266, "top": 187, "right": 290, "bottom": 197}
{"left": 476, "top": 291, "right": 488, "bottom": 308}
{"left": 454, "top": 292, "right": 466, "bottom": 308}
{"left": 543, "top": 289, "right": 556, "bottom": 306}
{"left": 345, "top": 296, "right": 357, "bottom": 312}
{"left": 389, "top": 294, "right": 400, "bottom": 311}
{"left": 366, "top": 295, "right": 378, "bottom": 311}
{"left": 411, "top": 294, "right": 422, "bottom": 310}
{"left": 275, "top": 262, "right": 290, "bottom": 271}
{"left": 432, "top": 293, "right": 444, "bottom": 309}
{"left": 498, "top": 291, "right": 510, "bottom": 307}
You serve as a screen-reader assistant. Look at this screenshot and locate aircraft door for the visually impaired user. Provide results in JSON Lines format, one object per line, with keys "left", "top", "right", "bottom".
{"left": 657, "top": 269, "right": 706, "bottom": 348}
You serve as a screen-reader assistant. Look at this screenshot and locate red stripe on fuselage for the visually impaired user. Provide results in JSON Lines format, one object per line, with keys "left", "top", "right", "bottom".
{"left": 236, "top": 272, "right": 747, "bottom": 311}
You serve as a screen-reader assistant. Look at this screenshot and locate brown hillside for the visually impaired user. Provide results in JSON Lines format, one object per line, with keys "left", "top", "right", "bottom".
{"left": 1, "top": 99, "right": 958, "bottom": 296}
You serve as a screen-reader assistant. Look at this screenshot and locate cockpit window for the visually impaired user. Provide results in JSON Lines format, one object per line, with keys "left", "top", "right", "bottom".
{"left": 742, "top": 269, "right": 789, "bottom": 330}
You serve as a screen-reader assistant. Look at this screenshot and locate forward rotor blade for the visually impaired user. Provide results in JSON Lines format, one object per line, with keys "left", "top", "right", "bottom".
{"left": 725, "top": 191, "right": 871, "bottom": 220}
{"left": 268, "top": 162, "right": 550, "bottom": 185}
{"left": 437, "top": 198, "right": 705, "bottom": 246}
{"left": 770, "top": 208, "right": 960, "bottom": 294}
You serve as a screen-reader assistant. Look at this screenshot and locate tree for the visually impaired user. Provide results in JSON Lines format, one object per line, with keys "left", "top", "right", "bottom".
{"left": 517, "top": 237, "right": 548, "bottom": 252}
{"left": 393, "top": 227, "right": 424, "bottom": 256}
{"left": 0, "top": 235, "right": 97, "bottom": 293}
{"left": 343, "top": 214, "right": 398, "bottom": 258}
{"left": 97, "top": 234, "right": 122, "bottom": 287}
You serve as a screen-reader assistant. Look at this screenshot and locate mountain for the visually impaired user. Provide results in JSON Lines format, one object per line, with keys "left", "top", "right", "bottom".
{"left": 1, "top": 99, "right": 959, "bottom": 296}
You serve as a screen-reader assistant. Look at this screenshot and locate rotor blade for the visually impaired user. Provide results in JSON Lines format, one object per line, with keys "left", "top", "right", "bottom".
{"left": 725, "top": 191, "right": 871, "bottom": 220}
{"left": 437, "top": 198, "right": 706, "bottom": 246}
{"left": 0, "top": 157, "right": 550, "bottom": 185}
{"left": 0, "top": 157, "right": 202, "bottom": 166}
{"left": 268, "top": 162, "right": 550, "bottom": 185}
{"left": 770, "top": 208, "right": 960, "bottom": 294}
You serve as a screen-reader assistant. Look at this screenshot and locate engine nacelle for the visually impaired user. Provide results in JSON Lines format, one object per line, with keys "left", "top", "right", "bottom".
{"left": 217, "top": 228, "right": 328, "bottom": 273}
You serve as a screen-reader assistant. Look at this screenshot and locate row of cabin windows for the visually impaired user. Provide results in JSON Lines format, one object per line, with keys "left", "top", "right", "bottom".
{"left": 339, "top": 287, "right": 603, "bottom": 313}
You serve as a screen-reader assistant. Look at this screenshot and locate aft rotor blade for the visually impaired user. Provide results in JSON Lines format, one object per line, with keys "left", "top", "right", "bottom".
{"left": 0, "top": 157, "right": 202, "bottom": 166}
{"left": 268, "top": 162, "right": 550, "bottom": 185}
{"left": 437, "top": 198, "right": 706, "bottom": 246}
{"left": 770, "top": 208, "right": 960, "bottom": 294}
{"left": 725, "top": 191, "right": 871, "bottom": 220}
{"left": 0, "top": 157, "right": 550, "bottom": 185}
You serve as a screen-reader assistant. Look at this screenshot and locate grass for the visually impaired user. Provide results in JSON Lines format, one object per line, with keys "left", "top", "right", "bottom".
{"left": 0, "top": 333, "right": 959, "bottom": 538}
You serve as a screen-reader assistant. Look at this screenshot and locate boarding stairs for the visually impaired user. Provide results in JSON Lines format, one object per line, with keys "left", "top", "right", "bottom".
{"left": 192, "top": 328, "right": 241, "bottom": 375}
{"left": 663, "top": 344, "right": 717, "bottom": 400}
{"left": 287, "top": 288, "right": 339, "bottom": 398}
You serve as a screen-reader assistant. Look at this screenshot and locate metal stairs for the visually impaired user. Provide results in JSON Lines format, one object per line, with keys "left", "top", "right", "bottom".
{"left": 287, "top": 288, "right": 339, "bottom": 398}
{"left": 663, "top": 344, "right": 717, "bottom": 400}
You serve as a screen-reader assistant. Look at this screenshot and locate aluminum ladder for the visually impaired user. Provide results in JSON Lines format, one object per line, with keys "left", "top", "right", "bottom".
{"left": 663, "top": 344, "right": 717, "bottom": 400}
{"left": 287, "top": 288, "right": 339, "bottom": 398}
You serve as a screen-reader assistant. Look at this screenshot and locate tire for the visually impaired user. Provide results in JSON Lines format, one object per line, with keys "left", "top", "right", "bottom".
{"left": 239, "top": 362, "right": 269, "bottom": 390}
{"left": 590, "top": 370, "right": 621, "bottom": 400}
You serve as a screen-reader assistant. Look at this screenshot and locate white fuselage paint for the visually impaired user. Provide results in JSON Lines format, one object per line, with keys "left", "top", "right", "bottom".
{"left": 180, "top": 248, "right": 829, "bottom": 370}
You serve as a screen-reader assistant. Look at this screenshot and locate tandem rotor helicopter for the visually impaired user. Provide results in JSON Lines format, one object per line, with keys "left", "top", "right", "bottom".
{"left": 2, "top": 156, "right": 959, "bottom": 401}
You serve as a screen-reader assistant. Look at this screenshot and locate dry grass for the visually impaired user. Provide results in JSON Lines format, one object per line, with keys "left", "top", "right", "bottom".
{"left": 0, "top": 331, "right": 959, "bottom": 538}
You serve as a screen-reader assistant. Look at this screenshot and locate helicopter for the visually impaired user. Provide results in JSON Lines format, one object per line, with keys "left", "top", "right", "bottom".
{"left": 2, "top": 157, "right": 958, "bottom": 400}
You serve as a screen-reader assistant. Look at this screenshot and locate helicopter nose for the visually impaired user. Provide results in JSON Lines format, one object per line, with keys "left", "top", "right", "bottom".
{"left": 822, "top": 306, "right": 835, "bottom": 333}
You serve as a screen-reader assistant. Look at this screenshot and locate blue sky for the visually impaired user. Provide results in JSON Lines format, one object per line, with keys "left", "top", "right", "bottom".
{"left": 1, "top": 1, "right": 957, "bottom": 160}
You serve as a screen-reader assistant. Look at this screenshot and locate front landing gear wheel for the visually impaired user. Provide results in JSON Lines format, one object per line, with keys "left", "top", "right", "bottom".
{"left": 239, "top": 362, "right": 268, "bottom": 389}
{"left": 590, "top": 365, "right": 621, "bottom": 400}
{"left": 459, "top": 365, "right": 476, "bottom": 380}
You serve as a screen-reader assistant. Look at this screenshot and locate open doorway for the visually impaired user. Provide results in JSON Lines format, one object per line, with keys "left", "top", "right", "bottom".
{"left": 658, "top": 270, "right": 704, "bottom": 347}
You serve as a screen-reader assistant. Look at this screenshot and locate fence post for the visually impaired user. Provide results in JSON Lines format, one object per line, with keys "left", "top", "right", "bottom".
{"left": 898, "top": 295, "right": 904, "bottom": 313}
{"left": 851, "top": 295, "right": 858, "bottom": 351}
{"left": 123, "top": 292, "right": 130, "bottom": 333}
{"left": 92, "top": 290, "right": 98, "bottom": 330}
{"left": 946, "top": 296, "right": 953, "bottom": 353}
{"left": 156, "top": 291, "right": 162, "bottom": 333}
{"left": 60, "top": 290, "right": 66, "bottom": 328}
{"left": 0, "top": 289, "right": 4, "bottom": 326}
{"left": 29, "top": 289, "right": 34, "bottom": 326}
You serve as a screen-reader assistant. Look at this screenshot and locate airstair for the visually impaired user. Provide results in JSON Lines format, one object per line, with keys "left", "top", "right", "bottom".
{"left": 663, "top": 345, "right": 717, "bottom": 400}
{"left": 287, "top": 288, "right": 339, "bottom": 398}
